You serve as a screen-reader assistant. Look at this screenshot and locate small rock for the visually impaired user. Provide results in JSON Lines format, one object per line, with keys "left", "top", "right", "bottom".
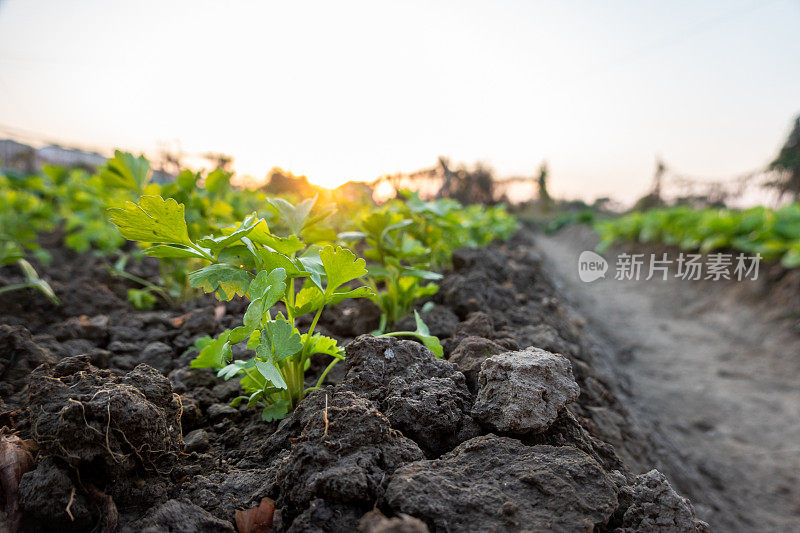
{"left": 324, "top": 298, "right": 383, "bottom": 337}
{"left": 107, "top": 340, "right": 142, "bottom": 354}
{"left": 448, "top": 336, "right": 507, "bottom": 392}
{"left": 109, "top": 353, "right": 138, "bottom": 370}
{"left": 0, "top": 325, "right": 55, "bottom": 384}
{"left": 184, "top": 429, "right": 210, "bottom": 453}
{"left": 515, "top": 323, "right": 580, "bottom": 358}
{"left": 212, "top": 379, "right": 242, "bottom": 401}
{"left": 359, "top": 509, "right": 430, "bottom": 533}
{"left": 207, "top": 403, "right": 238, "bottom": 422}
{"left": 131, "top": 499, "right": 235, "bottom": 533}
{"left": 453, "top": 311, "right": 495, "bottom": 339}
{"left": 51, "top": 314, "right": 109, "bottom": 342}
{"left": 288, "top": 498, "right": 360, "bottom": 532}
{"left": 471, "top": 347, "right": 580, "bottom": 434}
{"left": 615, "top": 470, "right": 710, "bottom": 532}
{"left": 176, "top": 467, "right": 281, "bottom": 524}
{"left": 140, "top": 341, "right": 174, "bottom": 372}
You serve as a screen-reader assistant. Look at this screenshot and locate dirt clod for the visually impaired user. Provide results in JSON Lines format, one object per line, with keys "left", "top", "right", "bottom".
{"left": 384, "top": 434, "right": 619, "bottom": 532}
{"left": 276, "top": 390, "right": 423, "bottom": 509}
{"left": 614, "top": 470, "right": 709, "bottom": 532}
{"left": 471, "top": 347, "right": 580, "bottom": 434}
{"left": 26, "top": 355, "right": 183, "bottom": 477}
{"left": 126, "top": 498, "right": 235, "bottom": 533}
{"left": 340, "top": 335, "right": 474, "bottom": 456}
{"left": 359, "top": 509, "right": 430, "bottom": 533}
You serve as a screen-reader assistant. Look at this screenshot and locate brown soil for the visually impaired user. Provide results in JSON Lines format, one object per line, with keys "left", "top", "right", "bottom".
{"left": 0, "top": 235, "right": 712, "bottom": 532}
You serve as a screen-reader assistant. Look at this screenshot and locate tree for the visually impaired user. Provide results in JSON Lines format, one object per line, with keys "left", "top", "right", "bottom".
{"left": 204, "top": 152, "right": 234, "bottom": 171}
{"left": 435, "top": 157, "right": 495, "bottom": 205}
{"left": 537, "top": 162, "right": 553, "bottom": 212}
{"left": 767, "top": 115, "right": 800, "bottom": 201}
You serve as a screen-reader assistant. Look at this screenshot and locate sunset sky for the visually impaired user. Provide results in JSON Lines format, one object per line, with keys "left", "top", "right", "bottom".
{"left": 0, "top": 0, "right": 798, "bottom": 202}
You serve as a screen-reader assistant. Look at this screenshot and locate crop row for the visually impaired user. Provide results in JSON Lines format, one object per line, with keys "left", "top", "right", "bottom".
{"left": 594, "top": 205, "right": 800, "bottom": 268}
{"left": 1, "top": 152, "right": 516, "bottom": 420}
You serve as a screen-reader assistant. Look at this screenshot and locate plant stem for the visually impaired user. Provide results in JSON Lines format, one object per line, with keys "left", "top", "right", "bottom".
{"left": 108, "top": 267, "right": 176, "bottom": 307}
{"left": 186, "top": 242, "right": 215, "bottom": 262}
{"left": 307, "top": 357, "right": 340, "bottom": 393}
{"left": 0, "top": 282, "right": 37, "bottom": 295}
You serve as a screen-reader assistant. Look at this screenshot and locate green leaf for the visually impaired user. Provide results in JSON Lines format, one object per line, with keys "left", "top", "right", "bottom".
{"left": 218, "top": 360, "right": 246, "bottom": 380}
{"left": 298, "top": 252, "right": 325, "bottom": 290}
{"left": 325, "top": 286, "right": 374, "bottom": 305}
{"left": 320, "top": 245, "right": 368, "bottom": 296}
{"left": 246, "top": 329, "right": 262, "bottom": 349}
{"left": 254, "top": 359, "right": 287, "bottom": 390}
{"left": 267, "top": 197, "right": 316, "bottom": 236}
{"left": 293, "top": 285, "right": 325, "bottom": 316}
{"left": 414, "top": 310, "right": 432, "bottom": 336}
{"left": 190, "top": 330, "right": 232, "bottom": 369}
{"left": 338, "top": 231, "right": 366, "bottom": 241}
{"left": 258, "top": 233, "right": 305, "bottom": 256}
{"left": 196, "top": 214, "right": 260, "bottom": 252}
{"left": 239, "top": 365, "right": 267, "bottom": 393}
{"left": 108, "top": 195, "right": 193, "bottom": 246}
{"left": 301, "top": 226, "right": 338, "bottom": 244}
{"left": 188, "top": 264, "right": 251, "bottom": 301}
{"left": 256, "top": 249, "right": 310, "bottom": 278}
{"left": 302, "top": 333, "right": 344, "bottom": 359}
{"left": 230, "top": 395, "right": 249, "bottom": 408}
{"left": 216, "top": 245, "right": 258, "bottom": 270}
{"left": 16, "top": 259, "right": 59, "bottom": 304}
{"left": 247, "top": 219, "right": 305, "bottom": 255}
{"left": 230, "top": 269, "right": 288, "bottom": 343}
{"left": 205, "top": 168, "right": 232, "bottom": 193}
{"left": 261, "top": 399, "right": 291, "bottom": 422}
{"left": 248, "top": 268, "right": 288, "bottom": 304}
{"left": 382, "top": 311, "right": 443, "bottom": 358}
{"left": 259, "top": 318, "right": 303, "bottom": 362}
{"left": 127, "top": 288, "right": 156, "bottom": 310}
{"left": 176, "top": 169, "right": 199, "bottom": 190}
{"left": 99, "top": 151, "right": 151, "bottom": 192}
{"left": 366, "top": 264, "right": 391, "bottom": 279}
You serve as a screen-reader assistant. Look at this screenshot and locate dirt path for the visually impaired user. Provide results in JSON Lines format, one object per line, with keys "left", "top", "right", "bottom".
{"left": 534, "top": 227, "right": 800, "bottom": 532}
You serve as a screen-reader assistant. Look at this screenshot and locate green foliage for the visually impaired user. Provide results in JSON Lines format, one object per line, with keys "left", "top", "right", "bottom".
{"left": 381, "top": 310, "right": 443, "bottom": 358}
{"left": 5, "top": 150, "right": 517, "bottom": 422}
{"left": 545, "top": 209, "right": 596, "bottom": 234}
{"left": 98, "top": 150, "right": 152, "bottom": 192}
{"left": 109, "top": 195, "right": 194, "bottom": 246}
{"left": 110, "top": 195, "right": 373, "bottom": 421}
{"left": 0, "top": 258, "right": 59, "bottom": 304}
{"left": 596, "top": 204, "right": 800, "bottom": 269}
{"left": 346, "top": 191, "right": 516, "bottom": 327}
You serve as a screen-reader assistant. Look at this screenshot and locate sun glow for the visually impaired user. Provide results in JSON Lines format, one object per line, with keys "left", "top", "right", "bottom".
{"left": 0, "top": 1, "right": 797, "bottom": 202}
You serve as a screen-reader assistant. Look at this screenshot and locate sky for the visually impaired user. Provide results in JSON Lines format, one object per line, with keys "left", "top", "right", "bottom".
{"left": 0, "top": 0, "right": 798, "bottom": 202}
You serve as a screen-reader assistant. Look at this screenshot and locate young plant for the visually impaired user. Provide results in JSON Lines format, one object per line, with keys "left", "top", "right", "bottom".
{"left": 109, "top": 195, "right": 373, "bottom": 420}
{"left": 0, "top": 254, "right": 59, "bottom": 304}
{"left": 347, "top": 210, "right": 442, "bottom": 328}
{"left": 378, "top": 310, "right": 443, "bottom": 358}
